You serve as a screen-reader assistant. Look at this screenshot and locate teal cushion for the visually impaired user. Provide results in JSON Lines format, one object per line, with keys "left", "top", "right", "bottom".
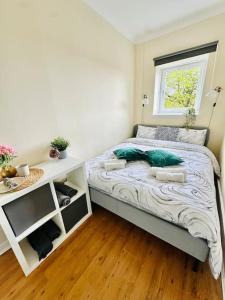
{"left": 113, "top": 147, "right": 145, "bottom": 161}
{"left": 145, "top": 149, "right": 183, "bottom": 167}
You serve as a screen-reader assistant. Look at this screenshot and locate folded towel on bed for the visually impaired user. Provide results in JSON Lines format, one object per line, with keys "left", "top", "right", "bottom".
{"left": 156, "top": 172, "right": 185, "bottom": 183}
{"left": 149, "top": 166, "right": 186, "bottom": 177}
{"left": 104, "top": 160, "right": 126, "bottom": 171}
{"left": 100, "top": 159, "right": 126, "bottom": 168}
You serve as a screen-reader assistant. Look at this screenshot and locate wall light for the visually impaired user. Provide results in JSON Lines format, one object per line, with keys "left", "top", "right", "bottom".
{"left": 142, "top": 94, "right": 150, "bottom": 106}
{"left": 206, "top": 86, "right": 223, "bottom": 128}
{"left": 206, "top": 86, "right": 222, "bottom": 100}
{"left": 141, "top": 94, "right": 150, "bottom": 123}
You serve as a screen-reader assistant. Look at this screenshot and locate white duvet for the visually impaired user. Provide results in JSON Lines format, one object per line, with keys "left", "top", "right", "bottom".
{"left": 86, "top": 138, "right": 222, "bottom": 279}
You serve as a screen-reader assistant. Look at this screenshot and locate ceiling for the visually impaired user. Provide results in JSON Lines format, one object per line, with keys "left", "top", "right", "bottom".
{"left": 84, "top": 0, "right": 225, "bottom": 43}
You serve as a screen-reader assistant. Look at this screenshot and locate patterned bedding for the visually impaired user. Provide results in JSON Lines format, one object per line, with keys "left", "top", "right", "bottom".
{"left": 86, "top": 138, "right": 222, "bottom": 279}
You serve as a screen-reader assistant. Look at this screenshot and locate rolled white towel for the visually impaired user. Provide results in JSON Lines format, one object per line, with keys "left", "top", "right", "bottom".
{"left": 100, "top": 159, "right": 126, "bottom": 168}
{"left": 149, "top": 166, "right": 186, "bottom": 177}
{"left": 104, "top": 160, "right": 126, "bottom": 171}
{"left": 156, "top": 172, "right": 185, "bottom": 183}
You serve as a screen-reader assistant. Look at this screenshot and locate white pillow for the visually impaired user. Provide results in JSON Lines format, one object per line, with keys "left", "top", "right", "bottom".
{"left": 136, "top": 125, "right": 156, "bottom": 139}
{"left": 177, "top": 128, "right": 207, "bottom": 146}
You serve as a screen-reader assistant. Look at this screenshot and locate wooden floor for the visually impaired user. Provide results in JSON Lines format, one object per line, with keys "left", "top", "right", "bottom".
{"left": 0, "top": 205, "right": 222, "bottom": 300}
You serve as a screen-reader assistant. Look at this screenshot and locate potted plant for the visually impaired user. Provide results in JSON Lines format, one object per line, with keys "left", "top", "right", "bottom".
{"left": 50, "top": 137, "right": 70, "bottom": 159}
{"left": 184, "top": 107, "right": 196, "bottom": 129}
{"left": 0, "top": 145, "right": 17, "bottom": 179}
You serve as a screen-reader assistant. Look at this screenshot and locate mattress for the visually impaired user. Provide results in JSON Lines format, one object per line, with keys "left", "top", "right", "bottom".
{"left": 86, "top": 137, "right": 222, "bottom": 279}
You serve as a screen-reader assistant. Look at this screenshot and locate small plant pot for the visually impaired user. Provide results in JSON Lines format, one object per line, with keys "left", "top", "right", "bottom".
{"left": 59, "top": 150, "right": 67, "bottom": 159}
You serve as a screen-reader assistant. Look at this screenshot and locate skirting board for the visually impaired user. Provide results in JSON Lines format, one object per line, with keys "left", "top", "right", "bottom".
{"left": 217, "top": 179, "right": 225, "bottom": 300}
{"left": 0, "top": 239, "right": 10, "bottom": 255}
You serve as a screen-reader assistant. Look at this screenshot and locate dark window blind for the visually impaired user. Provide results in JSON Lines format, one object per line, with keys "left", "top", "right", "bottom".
{"left": 153, "top": 41, "right": 218, "bottom": 66}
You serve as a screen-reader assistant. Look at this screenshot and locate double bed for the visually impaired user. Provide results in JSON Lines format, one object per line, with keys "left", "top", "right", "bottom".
{"left": 86, "top": 125, "right": 222, "bottom": 279}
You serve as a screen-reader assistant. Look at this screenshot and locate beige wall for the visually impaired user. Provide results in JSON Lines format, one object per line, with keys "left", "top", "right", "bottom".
{"left": 135, "top": 13, "right": 225, "bottom": 158}
{"left": 220, "top": 137, "right": 225, "bottom": 199}
{"left": 0, "top": 0, "right": 134, "bottom": 164}
{"left": 0, "top": 1, "right": 134, "bottom": 245}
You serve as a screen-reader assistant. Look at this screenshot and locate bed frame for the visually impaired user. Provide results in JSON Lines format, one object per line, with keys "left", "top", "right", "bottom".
{"left": 88, "top": 124, "right": 212, "bottom": 262}
{"left": 89, "top": 187, "right": 209, "bottom": 262}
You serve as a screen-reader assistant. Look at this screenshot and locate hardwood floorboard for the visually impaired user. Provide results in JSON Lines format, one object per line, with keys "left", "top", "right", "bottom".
{"left": 0, "top": 205, "right": 222, "bottom": 300}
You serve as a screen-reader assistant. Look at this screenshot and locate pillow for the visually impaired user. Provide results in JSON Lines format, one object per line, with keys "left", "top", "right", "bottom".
{"left": 145, "top": 150, "right": 184, "bottom": 167}
{"left": 155, "top": 126, "right": 179, "bottom": 141}
{"left": 136, "top": 125, "right": 207, "bottom": 146}
{"left": 114, "top": 148, "right": 145, "bottom": 161}
{"left": 177, "top": 128, "right": 207, "bottom": 146}
{"left": 136, "top": 125, "right": 156, "bottom": 139}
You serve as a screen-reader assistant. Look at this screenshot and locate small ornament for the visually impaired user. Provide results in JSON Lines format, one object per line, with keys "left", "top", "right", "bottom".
{"left": 49, "top": 148, "right": 60, "bottom": 159}
{"left": 3, "top": 178, "right": 18, "bottom": 189}
{"left": 1, "top": 166, "right": 17, "bottom": 178}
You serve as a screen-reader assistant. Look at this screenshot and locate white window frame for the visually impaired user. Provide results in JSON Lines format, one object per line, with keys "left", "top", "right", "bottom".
{"left": 153, "top": 54, "right": 209, "bottom": 116}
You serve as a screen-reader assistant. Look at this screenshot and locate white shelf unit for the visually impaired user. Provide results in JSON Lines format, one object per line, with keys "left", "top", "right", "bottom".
{"left": 0, "top": 157, "right": 92, "bottom": 276}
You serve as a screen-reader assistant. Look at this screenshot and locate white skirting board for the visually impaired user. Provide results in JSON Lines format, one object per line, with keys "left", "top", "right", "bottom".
{"left": 217, "top": 179, "right": 225, "bottom": 300}
{"left": 0, "top": 239, "right": 10, "bottom": 255}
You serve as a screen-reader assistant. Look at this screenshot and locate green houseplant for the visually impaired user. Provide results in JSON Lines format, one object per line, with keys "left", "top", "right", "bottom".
{"left": 184, "top": 107, "right": 196, "bottom": 129}
{"left": 50, "top": 137, "right": 70, "bottom": 159}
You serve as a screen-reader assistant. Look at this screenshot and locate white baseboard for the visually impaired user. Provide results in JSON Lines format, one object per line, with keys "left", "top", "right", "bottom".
{"left": 0, "top": 239, "right": 11, "bottom": 255}
{"left": 217, "top": 180, "right": 225, "bottom": 300}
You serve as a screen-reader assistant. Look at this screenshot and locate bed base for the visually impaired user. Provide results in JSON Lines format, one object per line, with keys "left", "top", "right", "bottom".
{"left": 89, "top": 187, "right": 209, "bottom": 262}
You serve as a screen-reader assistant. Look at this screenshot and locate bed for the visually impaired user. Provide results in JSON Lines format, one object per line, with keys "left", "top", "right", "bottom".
{"left": 86, "top": 125, "right": 222, "bottom": 279}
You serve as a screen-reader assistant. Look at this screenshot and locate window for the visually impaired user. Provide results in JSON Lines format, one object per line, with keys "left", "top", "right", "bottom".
{"left": 153, "top": 54, "right": 208, "bottom": 116}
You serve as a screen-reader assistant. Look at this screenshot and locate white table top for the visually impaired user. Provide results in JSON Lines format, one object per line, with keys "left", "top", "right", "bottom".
{"left": 0, "top": 157, "right": 83, "bottom": 206}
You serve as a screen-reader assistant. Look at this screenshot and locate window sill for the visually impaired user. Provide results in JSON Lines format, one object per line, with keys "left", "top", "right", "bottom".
{"left": 153, "top": 113, "right": 185, "bottom": 117}
{"left": 153, "top": 111, "right": 199, "bottom": 117}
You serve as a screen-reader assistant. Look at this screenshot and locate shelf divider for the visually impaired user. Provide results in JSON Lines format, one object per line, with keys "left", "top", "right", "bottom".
{"left": 16, "top": 210, "right": 58, "bottom": 242}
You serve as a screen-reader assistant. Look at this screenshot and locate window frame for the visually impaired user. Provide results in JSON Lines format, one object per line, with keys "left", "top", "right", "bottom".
{"left": 153, "top": 54, "right": 209, "bottom": 116}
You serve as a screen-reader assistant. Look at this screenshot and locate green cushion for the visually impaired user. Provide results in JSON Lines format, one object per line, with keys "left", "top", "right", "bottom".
{"left": 113, "top": 147, "right": 145, "bottom": 161}
{"left": 145, "top": 149, "right": 183, "bottom": 167}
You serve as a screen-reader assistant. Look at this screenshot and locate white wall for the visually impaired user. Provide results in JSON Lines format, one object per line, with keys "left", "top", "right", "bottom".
{"left": 135, "top": 13, "right": 225, "bottom": 157}
{"left": 0, "top": 0, "right": 134, "bottom": 245}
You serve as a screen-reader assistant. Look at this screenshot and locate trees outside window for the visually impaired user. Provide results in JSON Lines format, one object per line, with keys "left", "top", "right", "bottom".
{"left": 153, "top": 54, "right": 208, "bottom": 115}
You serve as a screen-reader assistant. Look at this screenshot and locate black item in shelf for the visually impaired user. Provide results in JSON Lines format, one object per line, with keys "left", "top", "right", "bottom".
{"left": 27, "top": 220, "right": 61, "bottom": 261}
{"left": 2, "top": 184, "right": 56, "bottom": 237}
{"left": 27, "top": 229, "right": 53, "bottom": 261}
{"left": 56, "top": 191, "right": 71, "bottom": 207}
{"left": 40, "top": 219, "right": 61, "bottom": 241}
{"left": 54, "top": 182, "right": 78, "bottom": 198}
{"left": 62, "top": 194, "right": 88, "bottom": 233}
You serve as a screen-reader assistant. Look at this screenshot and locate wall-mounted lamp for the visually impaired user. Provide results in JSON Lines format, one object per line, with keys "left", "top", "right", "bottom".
{"left": 206, "top": 86, "right": 223, "bottom": 128}
{"left": 206, "top": 86, "right": 222, "bottom": 100}
{"left": 142, "top": 94, "right": 150, "bottom": 106}
{"left": 141, "top": 94, "right": 150, "bottom": 123}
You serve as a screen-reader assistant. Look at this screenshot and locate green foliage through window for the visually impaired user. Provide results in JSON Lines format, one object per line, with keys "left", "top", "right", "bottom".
{"left": 164, "top": 67, "right": 200, "bottom": 109}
